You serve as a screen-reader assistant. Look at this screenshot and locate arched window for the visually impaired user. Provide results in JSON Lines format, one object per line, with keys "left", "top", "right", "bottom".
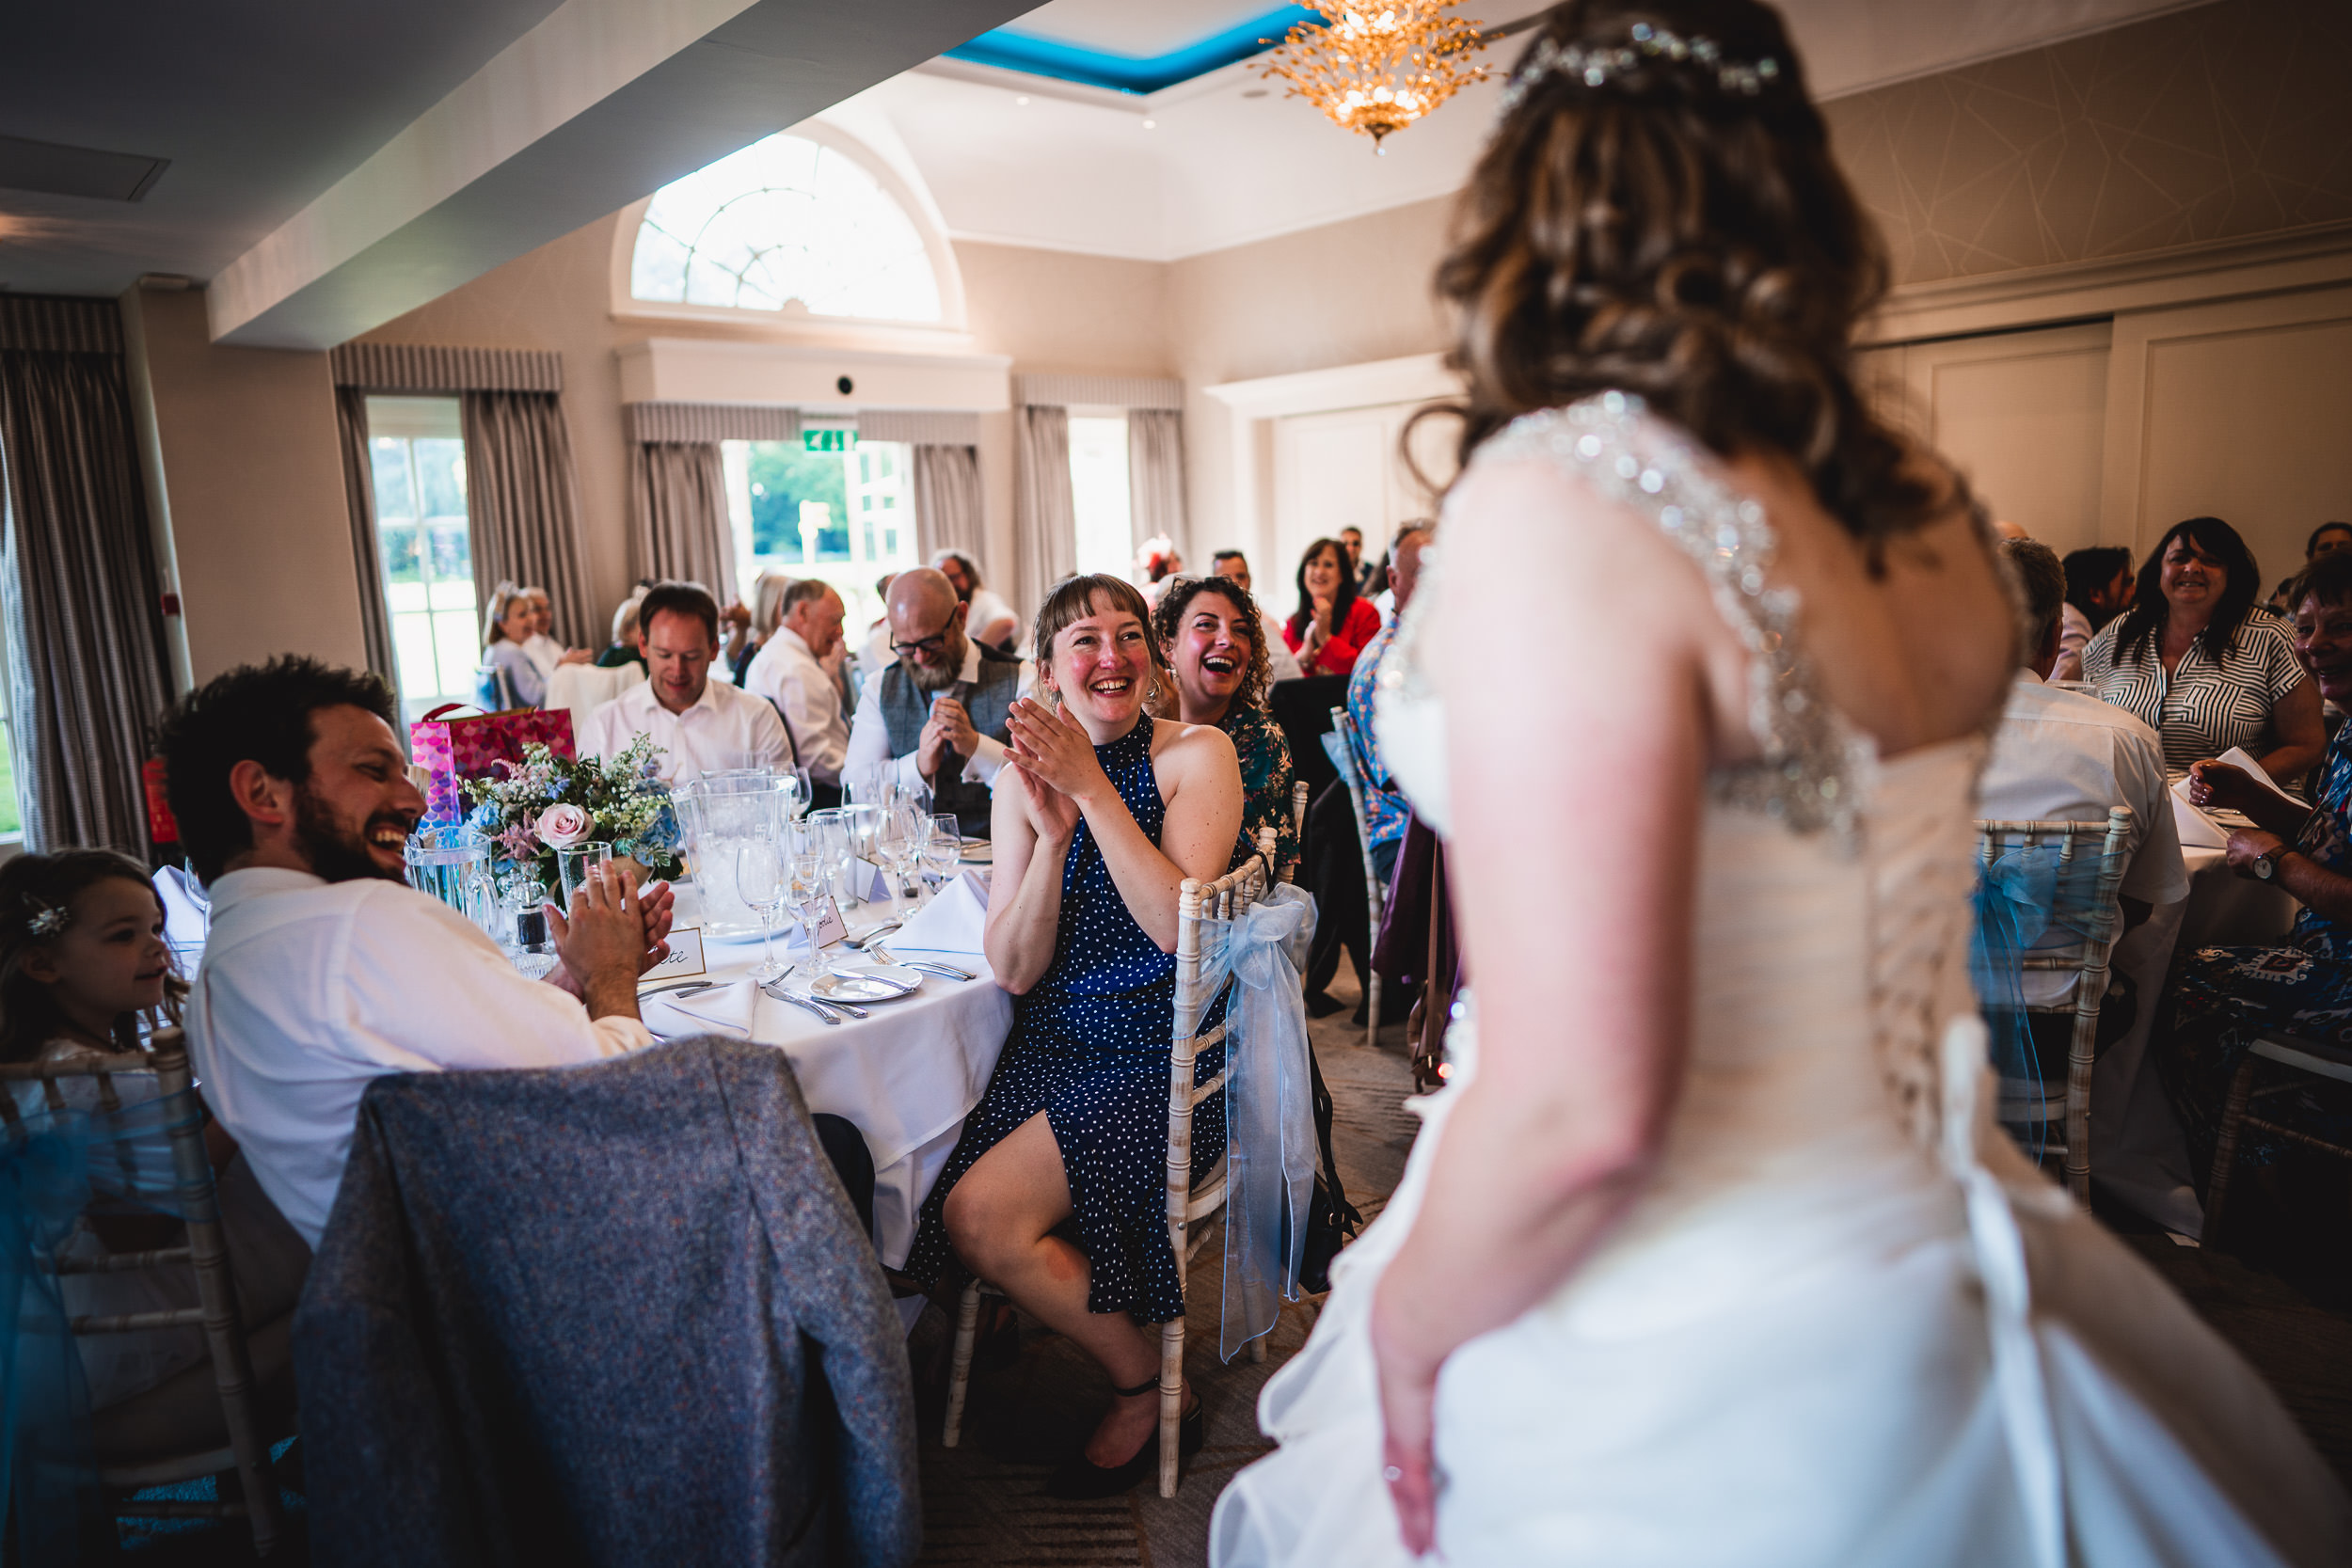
{"left": 629, "top": 132, "right": 943, "bottom": 323}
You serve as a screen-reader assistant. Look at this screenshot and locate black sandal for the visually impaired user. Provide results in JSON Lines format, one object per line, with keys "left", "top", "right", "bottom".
{"left": 1041, "top": 1377, "right": 1205, "bottom": 1499}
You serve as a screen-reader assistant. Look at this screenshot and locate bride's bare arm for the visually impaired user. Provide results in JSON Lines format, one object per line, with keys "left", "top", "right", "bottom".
{"left": 1372, "top": 459, "right": 1714, "bottom": 1551}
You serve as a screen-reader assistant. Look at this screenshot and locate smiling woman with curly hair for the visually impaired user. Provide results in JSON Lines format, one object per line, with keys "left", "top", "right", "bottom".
{"left": 1152, "top": 574, "right": 1299, "bottom": 877}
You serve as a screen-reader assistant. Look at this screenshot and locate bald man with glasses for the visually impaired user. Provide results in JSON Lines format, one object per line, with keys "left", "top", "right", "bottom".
{"left": 842, "top": 567, "right": 1032, "bottom": 837}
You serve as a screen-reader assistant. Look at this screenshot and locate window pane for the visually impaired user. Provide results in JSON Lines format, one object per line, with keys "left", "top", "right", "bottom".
{"left": 629, "top": 133, "right": 941, "bottom": 322}
{"left": 367, "top": 430, "right": 478, "bottom": 721}
{"left": 369, "top": 437, "right": 417, "bottom": 521}
{"left": 1070, "top": 415, "right": 1134, "bottom": 578}
{"left": 414, "top": 439, "right": 468, "bottom": 519}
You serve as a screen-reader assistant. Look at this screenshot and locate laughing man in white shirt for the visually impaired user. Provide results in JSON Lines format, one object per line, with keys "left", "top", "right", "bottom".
{"left": 744, "top": 579, "right": 851, "bottom": 791}
{"left": 580, "top": 579, "right": 791, "bottom": 784}
{"left": 164, "top": 657, "right": 674, "bottom": 1248}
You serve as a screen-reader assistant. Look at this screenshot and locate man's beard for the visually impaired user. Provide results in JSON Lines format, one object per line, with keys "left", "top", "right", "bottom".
{"left": 904, "top": 628, "right": 968, "bottom": 692}
{"left": 294, "top": 784, "right": 410, "bottom": 884}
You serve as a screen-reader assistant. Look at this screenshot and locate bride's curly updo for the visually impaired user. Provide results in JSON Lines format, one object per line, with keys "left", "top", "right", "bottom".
{"left": 1437, "top": 0, "right": 1955, "bottom": 547}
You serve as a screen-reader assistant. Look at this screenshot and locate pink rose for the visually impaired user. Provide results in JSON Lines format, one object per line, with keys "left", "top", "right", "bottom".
{"left": 535, "top": 802, "right": 596, "bottom": 849}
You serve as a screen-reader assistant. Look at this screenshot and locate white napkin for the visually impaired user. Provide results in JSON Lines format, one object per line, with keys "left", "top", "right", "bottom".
{"left": 640, "top": 979, "right": 759, "bottom": 1039}
{"left": 2169, "top": 746, "right": 2296, "bottom": 850}
{"left": 890, "top": 873, "right": 990, "bottom": 955}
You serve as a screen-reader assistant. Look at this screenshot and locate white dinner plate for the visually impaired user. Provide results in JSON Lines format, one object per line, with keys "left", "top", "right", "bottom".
{"left": 813, "top": 962, "right": 924, "bottom": 1003}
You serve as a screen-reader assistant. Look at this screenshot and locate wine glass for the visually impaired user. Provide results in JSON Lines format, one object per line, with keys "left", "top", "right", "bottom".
{"left": 788, "top": 850, "right": 826, "bottom": 981}
{"left": 805, "top": 808, "right": 853, "bottom": 909}
{"left": 735, "top": 836, "right": 789, "bottom": 984}
{"left": 924, "top": 814, "right": 962, "bottom": 895}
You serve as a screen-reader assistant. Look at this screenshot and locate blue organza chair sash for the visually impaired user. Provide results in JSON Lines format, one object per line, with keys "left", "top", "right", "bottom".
{"left": 1969, "top": 843, "right": 2116, "bottom": 1151}
{"left": 1190, "top": 882, "right": 1318, "bottom": 1360}
{"left": 3, "top": 1081, "right": 198, "bottom": 1564}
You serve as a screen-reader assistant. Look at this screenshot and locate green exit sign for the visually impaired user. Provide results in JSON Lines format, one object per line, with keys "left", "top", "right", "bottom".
{"left": 803, "top": 429, "right": 857, "bottom": 451}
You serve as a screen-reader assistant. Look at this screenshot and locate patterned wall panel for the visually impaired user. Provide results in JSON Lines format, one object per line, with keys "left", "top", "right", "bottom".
{"left": 1822, "top": 0, "right": 2352, "bottom": 287}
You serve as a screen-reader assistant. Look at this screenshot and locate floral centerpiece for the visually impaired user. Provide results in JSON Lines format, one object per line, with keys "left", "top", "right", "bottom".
{"left": 461, "top": 736, "right": 683, "bottom": 895}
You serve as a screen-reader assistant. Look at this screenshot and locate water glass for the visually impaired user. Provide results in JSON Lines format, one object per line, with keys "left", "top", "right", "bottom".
{"left": 925, "top": 815, "right": 962, "bottom": 892}
{"left": 805, "top": 808, "right": 854, "bottom": 907}
{"left": 842, "top": 803, "right": 883, "bottom": 898}
{"left": 556, "top": 842, "right": 613, "bottom": 911}
{"left": 789, "top": 851, "right": 825, "bottom": 979}
{"left": 735, "top": 836, "right": 789, "bottom": 984}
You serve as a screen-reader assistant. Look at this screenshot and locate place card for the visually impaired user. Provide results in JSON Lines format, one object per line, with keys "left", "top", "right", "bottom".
{"left": 641, "top": 927, "right": 707, "bottom": 982}
{"left": 806, "top": 895, "right": 849, "bottom": 950}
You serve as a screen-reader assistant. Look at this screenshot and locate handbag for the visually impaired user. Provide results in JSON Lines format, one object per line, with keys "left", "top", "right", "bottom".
{"left": 410, "top": 704, "right": 576, "bottom": 827}
{"left": 1298, "top": 1044, "right": 1362, "bottom": 1294}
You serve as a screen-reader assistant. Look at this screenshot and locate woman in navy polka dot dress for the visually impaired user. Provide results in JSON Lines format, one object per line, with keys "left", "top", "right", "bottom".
{"left": 907, "top": 573, "right": 1244, "bottom": 1497}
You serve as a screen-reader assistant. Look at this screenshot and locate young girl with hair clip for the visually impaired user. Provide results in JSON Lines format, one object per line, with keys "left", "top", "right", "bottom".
{"left": 3, "top": 850, "right": 311, "bottom": 1410}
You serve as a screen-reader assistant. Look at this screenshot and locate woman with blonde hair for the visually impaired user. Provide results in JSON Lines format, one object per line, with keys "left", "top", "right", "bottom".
{"left": 479, "top": 581, "right": 544, "bottom": 708}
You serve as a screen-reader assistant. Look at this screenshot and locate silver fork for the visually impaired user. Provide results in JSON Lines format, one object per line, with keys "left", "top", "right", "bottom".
{"left": 764, "top": 977, "right": 868, "bottom": 1021}
{"left": 867, "top": 944, "right": 974, "bottom": 981}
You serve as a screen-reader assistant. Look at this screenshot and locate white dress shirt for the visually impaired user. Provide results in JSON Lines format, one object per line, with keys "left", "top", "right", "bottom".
{"left": 579, "top": 673, "right": 791, "bottom": 784}
{"left": 521, "top": 632, "right": 567, "bottom": 681}
{"left": 967, "top": 587, "right": 1018, "bottom": 646}
{"left": 743, "top": 628, "right": 850, "bottom": 785}
{"left": 845, "top": 641, "right": 1036, "bottom": 794}
{"left": 2051, "top": 602, "right": 2093, "bottom": 684}
{"left": 184, "top": 868, "right": 650, "bottom": 1247}
{"left": 1979, "top": 669, "right": 2191, "bottom": 1006}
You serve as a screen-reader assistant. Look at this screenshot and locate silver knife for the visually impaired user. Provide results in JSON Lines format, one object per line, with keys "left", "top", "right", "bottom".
{"left": 761, "top": 982, "right": 840, "bottom": 1025}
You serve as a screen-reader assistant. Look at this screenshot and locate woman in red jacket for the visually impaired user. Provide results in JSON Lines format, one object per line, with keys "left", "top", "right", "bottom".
{"left": 1284, "top": 536, "right": 1383, "bottom": 676}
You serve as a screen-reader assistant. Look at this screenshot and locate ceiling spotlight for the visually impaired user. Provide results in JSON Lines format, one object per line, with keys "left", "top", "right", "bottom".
{"left": 1142, "top": 119, "right": 1157, "bottom": 129}
{"left": 1243, "top": 88, "right": 1269, "bottom": 99}
{"left": 1015, "top": 95, "right": 1030, "bottom": 105}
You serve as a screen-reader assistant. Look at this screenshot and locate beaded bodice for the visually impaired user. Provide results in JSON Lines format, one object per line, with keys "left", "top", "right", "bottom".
{"left": 1375, "top": 392, "right": 1985, "bottom": 1155}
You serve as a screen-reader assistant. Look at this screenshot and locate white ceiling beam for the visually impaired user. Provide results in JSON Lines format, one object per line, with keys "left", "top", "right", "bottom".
{"left": 208, "top": 0, "right": 1026, "bottom": 348}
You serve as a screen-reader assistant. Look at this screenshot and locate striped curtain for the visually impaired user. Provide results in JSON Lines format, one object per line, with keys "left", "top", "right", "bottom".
{"left": 0, "top": 297, "right": 173, "bottom": 854}
{"left": 459, "top": 390, "right": 596, "bottom": 651}
{"left": 333, "top": 388, "right": 399, "bottom": 689}
{"left": 1013, "top": 404, "right": 1075, "bottom": 625}
{"left": 628, "top": 441, "right": 734, "bottom": 606}
{"left": 1127, "top": 408, "right": 1186, "bottom": 560}
{"left": 911, "top": 443, "right": 984, "bottom": 562}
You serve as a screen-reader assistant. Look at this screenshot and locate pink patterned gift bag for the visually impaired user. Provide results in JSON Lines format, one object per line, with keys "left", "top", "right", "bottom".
{"left": 410, "top": 704, "right": 577, "bottom": 828}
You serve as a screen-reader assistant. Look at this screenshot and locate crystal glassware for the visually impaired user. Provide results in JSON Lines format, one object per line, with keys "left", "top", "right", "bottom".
{"left": 735, "top": 835, "right": 790, "bottom": 984}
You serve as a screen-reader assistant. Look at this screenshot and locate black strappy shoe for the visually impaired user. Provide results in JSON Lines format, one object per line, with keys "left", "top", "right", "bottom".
{"left": 1041, "top": 1377, "right": 1205, "bottom": 1499}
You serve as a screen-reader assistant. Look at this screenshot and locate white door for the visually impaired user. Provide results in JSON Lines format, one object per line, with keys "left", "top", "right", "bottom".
{"left": 1271, "top": 400, "right": 1458, "bottom": 614}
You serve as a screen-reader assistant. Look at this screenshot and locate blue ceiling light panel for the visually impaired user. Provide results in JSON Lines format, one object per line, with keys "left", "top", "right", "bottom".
{"left": 946, "top": 6, "right": 1322, "bottom": 94}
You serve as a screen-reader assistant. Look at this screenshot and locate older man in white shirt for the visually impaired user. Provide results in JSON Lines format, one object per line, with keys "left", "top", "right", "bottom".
{"left": 580, "top": 579, "right": 791, "bottom": 784}
{"left": 161, "top": 657, "right": 672, "bottom": 1248}
{"left": 1209, "top": 550, "right": 1305, "bottom": 683}
{"left": 1981, "top": 539, "right": 2188, "bottom": 1013}
{"left": 844, "top": 567, "right": 1033, "bottom": 830}
{"left": 744, "top": 578, "right": 850, "bottom": 791}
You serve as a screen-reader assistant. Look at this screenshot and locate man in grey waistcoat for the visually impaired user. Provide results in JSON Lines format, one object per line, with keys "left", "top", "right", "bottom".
{"left": 842, "top": 567, "right": 1031, "bottom": 839}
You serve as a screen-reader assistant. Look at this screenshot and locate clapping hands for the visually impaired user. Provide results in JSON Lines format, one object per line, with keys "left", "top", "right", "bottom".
{"left": 1006, "top": 698, "right": 1105, "bottom": 843}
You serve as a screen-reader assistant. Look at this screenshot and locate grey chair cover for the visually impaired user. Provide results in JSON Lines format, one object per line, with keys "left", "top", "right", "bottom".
{"left": 293, "top": 1037, "right": 919, "bottom": 1568}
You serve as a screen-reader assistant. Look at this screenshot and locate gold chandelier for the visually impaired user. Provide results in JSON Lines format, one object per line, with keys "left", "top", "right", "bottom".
{"left": 1261, "top": 2, "right": 1492, "bottom": 152}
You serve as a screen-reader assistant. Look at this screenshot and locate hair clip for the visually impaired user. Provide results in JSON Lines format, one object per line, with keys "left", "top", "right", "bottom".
{"left": 1497, "top": 24, "right": 1783, "bottom": 119}
{"left": 24, "top": 895, "right": 67, "bottom": 938}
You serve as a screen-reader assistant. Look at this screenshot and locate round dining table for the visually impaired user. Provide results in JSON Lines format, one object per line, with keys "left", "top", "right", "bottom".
{"left": 652, "top": 888, "right": 1010, "bottom": 1271}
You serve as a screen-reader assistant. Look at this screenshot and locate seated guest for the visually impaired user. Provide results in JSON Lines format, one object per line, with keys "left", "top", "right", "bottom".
{"left": 724, "top": 570, "right": 793, "bottom": 689}
{"left": 581, "top": 580, "right": 791, "bottom": 783}
{"left": 2, "top": 850, "right": 312, "bottom": 1410}
{"left": 2270, "top": 521, "right": 2352, "bottom": 611}
{"left": 2158, "top": 551, "right": 2352, "bottom": 1198}
{"left": 1136, "top": 536, "right": 1182, "bottom": 608}
{"left": 158, "top": 657, "right": 674, "bottom": 1249}
{"left": 843, "top": 567, "right": 1031, "bottom": 835}
{"left": 2082, "top": 515, "right": 2324, "bottom": 783}
{"left": 1344, "top": 525, "right": 1432, "bottom": 887}
{"left": 479, "top": 582, "right": 545, "bottom": 709}
{"left": 932, "top": 549, "right": 1020, "bottom": 653}
{"left": 744, "top": 579, "right": 850, "bottom": 792}
{"left": 595, "top": 590, "right": 646, "bottom": 670}
{"left": 906, "top": 574, "right": 1242, "bottom": 1497}
{"left": 1340, "top": 525, "right": 1379, "bottom": 598}
{"left": 1283, "top": 536, "right": 1382, "bottom": 678}
{"left": 2055, "top": 546, "right": 2134, "bottom": 682}
{"left": 518, "top": 586, "right": 592, "bottom": 682}
{"left": 1210, "top": 549, "right": 1304, "bottom": 682}
{"left": 1980, "top": 538, "right": 2186, "bottom": 976}
{"left": 1151, "top": 574, "right": 1300, "bottom": 876}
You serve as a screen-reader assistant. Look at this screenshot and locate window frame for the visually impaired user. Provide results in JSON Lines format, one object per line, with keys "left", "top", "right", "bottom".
{"left": 611, "top": 119, "right": 969, "bottom": 341}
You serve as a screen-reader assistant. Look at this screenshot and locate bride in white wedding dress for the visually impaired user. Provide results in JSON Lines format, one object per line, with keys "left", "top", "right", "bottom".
{"left": 1210, "top": 4, "right": 2352, "bottom": 1565}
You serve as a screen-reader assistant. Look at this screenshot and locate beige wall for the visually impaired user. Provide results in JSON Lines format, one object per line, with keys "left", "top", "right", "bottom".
{"left": 123, "top": 287, "right": 364, "bottom": 685}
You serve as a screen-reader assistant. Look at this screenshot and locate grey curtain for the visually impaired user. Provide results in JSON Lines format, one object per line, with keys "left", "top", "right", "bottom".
{"left": 628, "top": 440, "right": 734, "bottom": 606}
{"left": 334, "top": 388, "right": 399, "bottom": 689}
{"left": 911, "top": 442, "right": 983, "bottom": 562}
{"left": 0, "top": 297, "right": 173, "bottom": 854}
{"left": 1014, "top": 404, "right": 1075, "bottom": 624}
{"left": 460, "top": 390, "right": 596, "bottom": 649}
{"left": 1127, "top": 407, "right": 1187, "bottom": 559}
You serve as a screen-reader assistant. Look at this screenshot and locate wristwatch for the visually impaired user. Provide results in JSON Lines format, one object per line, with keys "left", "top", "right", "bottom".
{"left": 2253, "top": 848, "right": 2287, "bottom": 880}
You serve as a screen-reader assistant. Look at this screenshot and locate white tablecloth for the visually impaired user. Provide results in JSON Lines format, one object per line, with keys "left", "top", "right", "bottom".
{"left": 2096, "top": 847, "right": 2299, "bottom": 1235}
{"left": 659, "top": 888, "right": 1009, "bottom": 1268}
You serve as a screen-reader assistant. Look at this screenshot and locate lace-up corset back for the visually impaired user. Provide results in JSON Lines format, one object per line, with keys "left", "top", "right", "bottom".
{"left": 1375, "top": 394, "right": 1985, "bottom": 1161}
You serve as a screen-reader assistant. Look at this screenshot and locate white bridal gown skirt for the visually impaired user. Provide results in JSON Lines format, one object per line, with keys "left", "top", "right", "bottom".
{"left": 1210, "top": 1022, "right": 2352, "bottom": 1568}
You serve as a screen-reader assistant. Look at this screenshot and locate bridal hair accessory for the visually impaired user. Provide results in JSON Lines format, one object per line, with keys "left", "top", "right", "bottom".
{"left": 1497, "top": 23, "right": 1781, "bottom": 117}
{"left": 21, "top": 895, "right": 67, "bottom": 938}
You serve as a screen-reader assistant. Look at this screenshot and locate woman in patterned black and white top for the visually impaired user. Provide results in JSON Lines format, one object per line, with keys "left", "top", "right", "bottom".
{"left": 2082, "top": 515, "right": 2324, "bottom": 783}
